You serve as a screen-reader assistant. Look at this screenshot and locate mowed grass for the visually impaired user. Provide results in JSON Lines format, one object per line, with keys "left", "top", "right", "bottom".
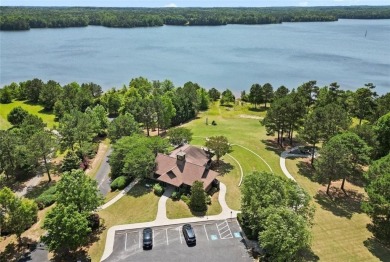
{"left": 218, "top": 155, "right": 241, "bottom": 210}
{"left": 88, "top": 184, "right": 160, "bottom": 262}
{"left": 0, "top": 100, "right": 56, "bottom": 129}
{"left": 166, "top": 191, "right": 222, "bottom": 219}
{"left": 185, "top": 102, "right": 283, "bottom": 177}
{"left": 286, "top": 158, "right": 390, "bottom": 261}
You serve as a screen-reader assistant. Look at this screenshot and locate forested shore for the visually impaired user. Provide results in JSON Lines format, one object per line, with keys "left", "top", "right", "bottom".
{"left": 1, "top": 6, "right": 390, "bottom": 30}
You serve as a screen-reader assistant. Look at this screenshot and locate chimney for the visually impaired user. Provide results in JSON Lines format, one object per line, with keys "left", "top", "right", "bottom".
{"left": 176, "top": 151, "right": 186, "bottom": 162}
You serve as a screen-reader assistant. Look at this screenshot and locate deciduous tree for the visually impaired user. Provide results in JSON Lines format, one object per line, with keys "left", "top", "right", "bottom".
{"left": 56, "top": 169, "right": 103, "bottom": 213}
{"left": 259, "top": 207, "right": 311, "bottom": 261}
{"left": 205, "top": 136, "right": 231, "bottom": 163}
{"left": 167, "top": 127, "right": 192, "bottom": 146}
{"left": 42, "top": 204, "right": 91, "bottom": 254}
{"left": 0, "top": 187, "right": 38, "bottom": 241}
{"left": 39, "top": 80, "right": 62, "bottom": 110}
{"left": 108, "top": 113, "right": 140, "bottom": 143}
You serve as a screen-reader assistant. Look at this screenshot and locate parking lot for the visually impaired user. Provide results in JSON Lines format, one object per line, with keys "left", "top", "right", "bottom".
{"left": 103, "top": 219, "right": 253, "bottom": 262}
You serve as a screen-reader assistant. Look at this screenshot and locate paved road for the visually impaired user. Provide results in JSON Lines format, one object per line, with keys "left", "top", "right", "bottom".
{"left": 95, "top": 147, "right": 112, "bottom": 196}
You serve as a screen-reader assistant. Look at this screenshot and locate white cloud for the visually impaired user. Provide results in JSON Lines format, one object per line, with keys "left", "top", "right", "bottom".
{"left": 299, "top": 1, "right": 309, "bottom": 6}
{"left": 164, "top": 3, "right": 177, "bottom": 7}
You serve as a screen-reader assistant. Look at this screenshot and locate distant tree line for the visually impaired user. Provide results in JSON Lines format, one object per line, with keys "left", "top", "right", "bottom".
{"left": 1, "top": 6, "right": 390, "bottom": 30}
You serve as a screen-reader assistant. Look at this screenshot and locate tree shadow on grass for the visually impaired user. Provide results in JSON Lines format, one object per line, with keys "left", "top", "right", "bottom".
{"left": 0, "top": 237, "right": 37, "bottom": 262}
{"left": 126, "top": 182, "right": 153, "bottom": 198}
{"left": 299, "top": 247, "right": 320, "bottom": 262}
{"left": 248, "top": 107, "right": 267, "bottom": 112}
{"left": 296, "top": 161, "right": 320, "bottom": 183}
{"left": 211, "top": 161, "right": 234, "bottom": 176}
{"left": 190, "top": 210, "right": 207, "bottom": 217}
{"left": 24, "top": 180, "right": 56, "bottom": 200}
{"left": 260, "top": 139, "right": 284, "bottom": 156}
{"left": 314, "top": 187, "right": 366, "bottom": 219}
{"left": 37, "top": 108, "right": 54, "bottom": 116}
{"left": 363, "top": 237, "right": 390, "bottom": 261}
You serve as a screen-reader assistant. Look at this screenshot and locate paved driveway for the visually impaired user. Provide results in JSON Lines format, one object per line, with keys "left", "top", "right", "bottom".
{"left": 95, "top": 148, "right": 112, "bottom": 196}
{"left": 102, "top": 219, "right": 252, "bottom": 262}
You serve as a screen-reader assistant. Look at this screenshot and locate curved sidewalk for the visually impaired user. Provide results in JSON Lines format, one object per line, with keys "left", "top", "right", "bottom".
{"left": 100, "top": 182, "right": 239, "bottom": 261}
{"left": 280, "top": 146, "right": 312, "bottom": 181}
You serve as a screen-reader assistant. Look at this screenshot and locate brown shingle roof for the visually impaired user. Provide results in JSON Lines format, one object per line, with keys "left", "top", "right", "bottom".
{"left": 169, "top": 144, "right": 210, "bottom": 167}
{"left": 155, "top": 146, "right": 219, "bottom": 189}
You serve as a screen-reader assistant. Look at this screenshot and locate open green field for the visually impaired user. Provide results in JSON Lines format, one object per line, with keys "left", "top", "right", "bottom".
{"left": 187, "top": 102, "right": 282, "bottom": 176}
{"left": 0, "top": 100, "right": 56, "bottom": 129}
{"left": 286, "top": 158, "right": 389, "bottom": 261}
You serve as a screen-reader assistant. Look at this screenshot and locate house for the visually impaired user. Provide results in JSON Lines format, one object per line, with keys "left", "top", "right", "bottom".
{"left": 154, "top": 144, "right": 219, "bottom": 191}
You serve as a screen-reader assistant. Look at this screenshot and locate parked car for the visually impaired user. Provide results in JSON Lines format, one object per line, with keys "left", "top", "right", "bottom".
{"left": 143, "top": 227, "right": 153, "bottom": 249}
{"left": 182, "top": 224, "right": 196, "bottom": 245}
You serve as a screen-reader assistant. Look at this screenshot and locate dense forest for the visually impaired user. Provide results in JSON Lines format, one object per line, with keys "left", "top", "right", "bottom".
{"left": 0, "top": 6, "right": 389, "bottom": 30}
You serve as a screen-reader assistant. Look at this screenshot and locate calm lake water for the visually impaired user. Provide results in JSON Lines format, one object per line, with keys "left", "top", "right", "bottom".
{"left": 1, "top": 19, "right": 389, "bottom": 94}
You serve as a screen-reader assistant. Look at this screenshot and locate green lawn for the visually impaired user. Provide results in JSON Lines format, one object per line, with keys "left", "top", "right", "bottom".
{"left": 88, "top": 184, "right": 160, "bottom": 262}
{"left": 286, "top": 158, "right": 389, "bottom": 261}
{"left": 218, "top": 155, "right": 242, "bottom": 210}
{"left": 186, "top": 102, "right": 283, "bottom": 177}
{"left": 166, "top": 191, "right": 222, "bottom": 219}
{"left": 0, "top": 100, "right": 56, "bottom": 129}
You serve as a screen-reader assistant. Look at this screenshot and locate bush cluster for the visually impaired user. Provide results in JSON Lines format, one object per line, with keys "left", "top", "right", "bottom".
{"left": 171, "top": 191, "right": 181, "bottom": 200}
{"left": 35, "top": 185, "right": 57, "bottom": 209}
{"left": 110, "top": 176, "right": 130, "bottom": 191}
{"left": 180, "top": 194, "right": 190, "bottom": 205}
{"left": 153, "top": 183, "right": 164, "bottom": 196}
{"left": 206, "top": 195, "right": 212, "bottom": 205}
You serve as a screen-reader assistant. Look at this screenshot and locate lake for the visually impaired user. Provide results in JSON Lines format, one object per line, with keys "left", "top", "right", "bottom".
{"left": 1, "top": 19, "right": 389, "bottom": 94}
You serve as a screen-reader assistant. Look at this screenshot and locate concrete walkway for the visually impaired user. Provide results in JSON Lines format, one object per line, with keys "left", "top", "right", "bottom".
{"left": 155, "top": 185, "right": 175, "bottom": 222}
{"left": 280, "top": 146, "right": 312, "bottom": 181}
{"left": 100, "top": 182, "right": 239, "bottom": 261}
{"left": 15, "top": 175, "right": 43, "bottom": 197}
{"left": 99, "top": 179, "right": 139, "bottom": 210}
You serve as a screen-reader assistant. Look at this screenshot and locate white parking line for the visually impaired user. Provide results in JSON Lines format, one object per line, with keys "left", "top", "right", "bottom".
{"left": 216, "top": 223, "right": 222, "bottom": 239}
{"left": 220, "top": 229, "right": 230, "bottom": 236}
{"left": 153, "top": 229, "right": 155, "bottom": 246}
{"left": 204, "top": 225, "right": 209, "bottom": 241}
{"left": 166, "top": 229, "right": 169, "bottom": 245}
{"left": 179, "top": 229, "right": 183, "bottom": 244}
{"left": 124, "top": 233, "right": 128, "bottom": 251}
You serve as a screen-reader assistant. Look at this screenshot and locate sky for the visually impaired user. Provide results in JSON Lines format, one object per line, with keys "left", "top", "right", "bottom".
{"left": 0, "top": 0, "right": 389, "bottom": 7}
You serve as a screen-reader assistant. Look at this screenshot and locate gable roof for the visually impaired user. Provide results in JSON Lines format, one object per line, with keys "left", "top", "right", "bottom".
{"left": 169, "top": 144, "right": 210, "bottom": 167}
{"left": 155, "top": 145, "right": 218, "bottom": 189}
